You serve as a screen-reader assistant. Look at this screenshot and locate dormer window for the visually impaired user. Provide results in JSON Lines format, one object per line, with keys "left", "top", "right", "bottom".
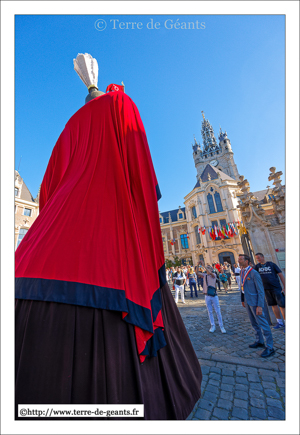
{"left": 178, "top": 213, "right": 183, "bottom": 219}
{"left": 15, "top": 188, "right": 19, "bottom": 197}
{"left": 159, "top": 217, "right": 163, "bottom": 223}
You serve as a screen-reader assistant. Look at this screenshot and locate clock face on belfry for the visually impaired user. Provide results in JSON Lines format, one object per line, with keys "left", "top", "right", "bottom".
{"left": 210, "top": 159, "right": 219, "bottom": 167}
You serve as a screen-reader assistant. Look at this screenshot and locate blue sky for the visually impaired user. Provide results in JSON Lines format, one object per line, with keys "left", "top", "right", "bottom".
{"left": 15, "top": 14, "right": 285, "bottom": 212}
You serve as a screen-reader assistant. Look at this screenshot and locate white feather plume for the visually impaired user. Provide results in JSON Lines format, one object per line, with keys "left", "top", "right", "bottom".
{"left": 73, "top": 53, "right": 99, "bottom": 89}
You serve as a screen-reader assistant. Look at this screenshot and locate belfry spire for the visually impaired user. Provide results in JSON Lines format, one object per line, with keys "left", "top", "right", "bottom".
{"left": 201, "top": 113, "right": 218, "bottom": 152}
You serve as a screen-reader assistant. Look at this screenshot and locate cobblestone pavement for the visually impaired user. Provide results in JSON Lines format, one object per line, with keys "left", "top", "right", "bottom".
{"left": 169, "top": 281, "right": 285, "bottom": 420}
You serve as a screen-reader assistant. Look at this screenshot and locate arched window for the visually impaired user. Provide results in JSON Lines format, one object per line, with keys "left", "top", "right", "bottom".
{"left": 180, "top": 234, "right": 189, "bottom": 249}
{"left": 214, "top": 192, "right": 223, "bottom": 212}
{"left": 194, "top": 226, "right": 201, "bottom": 245}
{"left": 17, "top": 228, "right": 28, "bottom": 248}
{"left": 207, "top": 193, "right": 216, "bottom": 214}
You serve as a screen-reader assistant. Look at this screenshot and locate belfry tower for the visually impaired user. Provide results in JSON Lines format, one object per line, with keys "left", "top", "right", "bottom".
{"left": 192, "top": 112, "right": 240, "bottom": 180}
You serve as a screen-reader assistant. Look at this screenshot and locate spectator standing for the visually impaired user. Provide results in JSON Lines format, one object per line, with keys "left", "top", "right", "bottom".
{"left": 188, "top": 267, "right": 198, "bottom": 298}
{"left": 239, "top": 254, "right": 275, "bottom": 358}
{"left": 173, "top": 267, "right": 186, "bottom": 304}
{"left": 198, "top": 265, "right": 226, "bottom": 333}
{"left": 219, "top": 269, "right": 229, "bottom": 293}
{"left": 224, "top": 265, "right": 232, "bottom": 291}
{"left": 233, "top": 263, "right": 241, "bottom": 290}
{"left": 255, "top": 253, "right": 285, "bottom": 330}
{"left": 195, "top": 261, "right": 203, "bottom": 292}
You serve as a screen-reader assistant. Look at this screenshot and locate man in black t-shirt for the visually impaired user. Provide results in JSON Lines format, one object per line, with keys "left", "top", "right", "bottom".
{"left": 255, "top": 253, "right": 285, "bottom": 330}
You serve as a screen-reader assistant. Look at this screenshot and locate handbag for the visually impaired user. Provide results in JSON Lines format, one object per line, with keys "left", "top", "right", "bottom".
{"left": 206, "top": 275, "right": 216, "bottom": 297}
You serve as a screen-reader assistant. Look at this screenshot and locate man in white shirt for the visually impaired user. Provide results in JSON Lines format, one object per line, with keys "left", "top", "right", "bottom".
{"left": 173, "top": 267, "right": 186, "bottom": 304}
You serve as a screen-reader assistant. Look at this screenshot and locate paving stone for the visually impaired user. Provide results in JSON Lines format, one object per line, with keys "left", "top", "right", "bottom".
{"left": 235, "top": 377, "right": 249, "bottom": 385}
{"left": 250, "top": 407, "right": 267, "bottom": 419}
{"left": 277, "top": 371, "right": 285, "bottom": 379}
{"left": 220, "top": 391, "right": 233, "bottom": 401}
{"left": 192, "top": 417, "right": 200, "bottom": 420}
{"left": 248, "top": 374, "right": 260, "bottom": 383}
{"left": 203, "top": 391, "right": 218, "bottom": 402}
{"left": 213, "top": 407, "right": 230, "bottom": 420}
{"left": 266, "top": 398, "right": 283, "bottom": 409}
{"left": 250, "top": 382, "right": 263, "bottom": 391}
{"left": 201, "top": 366, "right": 210, "bottom": 375}
{"left": 230, "top": 417, "right": 242, "bottom": 420}
{"left": 209, "top": 373, "right": 221, "bottom": 381}
{"left": 249, "top": 389, "right": 265, "bottom": 400}
{"left": 277, "top": 363, "right": 285, "bottom": 372}
{"left": 210, "top": 367, "right": 222, "bottom": 374}
{"left": 194, "top": 407, "right": 212, "bottom": 420}
{"left": 211, "top": 417, "right": 219, "bottom": 420}
{"left": 235, "top": 371, "right": 247, "bottom": 377}
{"left": 267, "top": 406, "right": 285, "bottom": 420}
{"left": 220, "top": 383, "right": 234, "bottom": 392}
{"left": 234, "top": 390, "right": 248, "bottom": 401}
{"left": 236, "top": 366, "right": 258, "bottom": 374}
{"left": 250, "top": 397, "right": 266, "bottom": 409}
{"left": 208, "top": 378, "right": 220, "bottom": 387}
{"left": 279, "top": 387, "right": 285, "bottom": 397}
{"left": 276, "top": 378, "right": 285, "bottom": 388}
{"left": 261, "top": 375, "right": 277, "bottom": 382}
{"left": 231, "top": 407, "right": 249, "bottom": 419}
{"left": 264, "top": 388, "right": 280, "bottom": 399}
{"left": 222, "top": 376, "right": 235, "bottom": 385}
{"left": 199, "top": 399, "right": 214, "bottom": 412}
{"left": 235, "top": 384, "right": 248, "bottom": 392}
{"left": 202, "top": 374, "right": 208, "bottom": 382}
{"left": 206, "top": 384, "right": 220, "bottom": 394}
{"left": 258, "top": 368, "right": 276, "bottom": 377}
{"left": 216, "top": 362, "right": 237, "bottom": 371}
{"left": 217, "top": 398, "right": 232, "bottom": 411}
{"left": 198, "top": 359, "right": 216, "bottom": 367}
{"left": 234, "top": 398, "right": 248, "bottom": 409}
{"left": 262, "top": 381, "right": 276, "bottom": 390}
{"left": 222, "top": 368, "right": 234, "bottom": 376}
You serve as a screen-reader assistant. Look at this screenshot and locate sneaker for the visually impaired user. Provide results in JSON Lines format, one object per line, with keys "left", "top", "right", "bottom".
{"left": 209, "top": 326, "right": 216, "bottom": 333}
{"left": 220, "top": 327, "right": 226, "bottom": 333}
{"left": 273, "top": 323, "right": 284, "bottom": 330}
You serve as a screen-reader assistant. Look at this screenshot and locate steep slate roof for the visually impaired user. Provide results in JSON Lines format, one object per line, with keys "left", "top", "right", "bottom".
{"left": 15, "top": 171, "right": 36, "bottom": 203}
{"left": 160, "top": 207, "right": 186, "bottom": 223}
{"left": 193, "top": 164, "right": 235, "bottom": 189}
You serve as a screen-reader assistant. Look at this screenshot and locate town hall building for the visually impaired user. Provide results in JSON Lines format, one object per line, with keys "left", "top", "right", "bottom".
{"left": 159, "top": 112, "right": 284, "bottom": 269}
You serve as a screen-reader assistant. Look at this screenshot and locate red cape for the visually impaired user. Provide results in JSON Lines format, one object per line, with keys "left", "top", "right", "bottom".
{"left": 15, "top": 91, "right": 166, "bottom": 362}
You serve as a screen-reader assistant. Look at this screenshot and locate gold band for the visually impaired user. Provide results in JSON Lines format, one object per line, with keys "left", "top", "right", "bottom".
{"left": 88, "top": 84, "right": 98, "bottom": 91}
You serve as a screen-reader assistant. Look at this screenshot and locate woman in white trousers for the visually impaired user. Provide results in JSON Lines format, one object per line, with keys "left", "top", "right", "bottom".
{"left": 198, "top": 265, "right": 226, "bottom": 333}
{"left": 173, "top": 267, "right": 186, "bottom": 304}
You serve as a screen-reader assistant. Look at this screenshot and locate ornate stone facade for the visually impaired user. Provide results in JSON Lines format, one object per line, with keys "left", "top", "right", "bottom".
{"left": 15, "top": 171, "right": 39, "bottom": 250}
{"left": 236, "top": 167, "right": 285, "bottom": 271}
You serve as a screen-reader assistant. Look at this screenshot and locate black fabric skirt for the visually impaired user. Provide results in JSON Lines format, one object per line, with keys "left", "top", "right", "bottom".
{"left": 15, "top": 283, "right": 202, "bottom": 420}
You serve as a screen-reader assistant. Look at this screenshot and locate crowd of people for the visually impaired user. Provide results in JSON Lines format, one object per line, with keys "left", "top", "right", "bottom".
{"left": 166, "top": 252, "right": 285, "bottom": 358}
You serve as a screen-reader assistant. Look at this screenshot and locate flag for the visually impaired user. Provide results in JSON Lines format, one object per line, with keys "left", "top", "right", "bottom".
{"left": 186, "top": 232, "right": 189, "bottom": 238}
{"left": 198, "top": 227, "right": 201, "bottom": 233}
{"left": 201, "top": 226, "right": 206, "bottom": 235}
{"left": 219, "top": 227, "right": 225, "bottom": 239}
{"left": 226, "top": 223, "right": 230, "bottom": 237}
